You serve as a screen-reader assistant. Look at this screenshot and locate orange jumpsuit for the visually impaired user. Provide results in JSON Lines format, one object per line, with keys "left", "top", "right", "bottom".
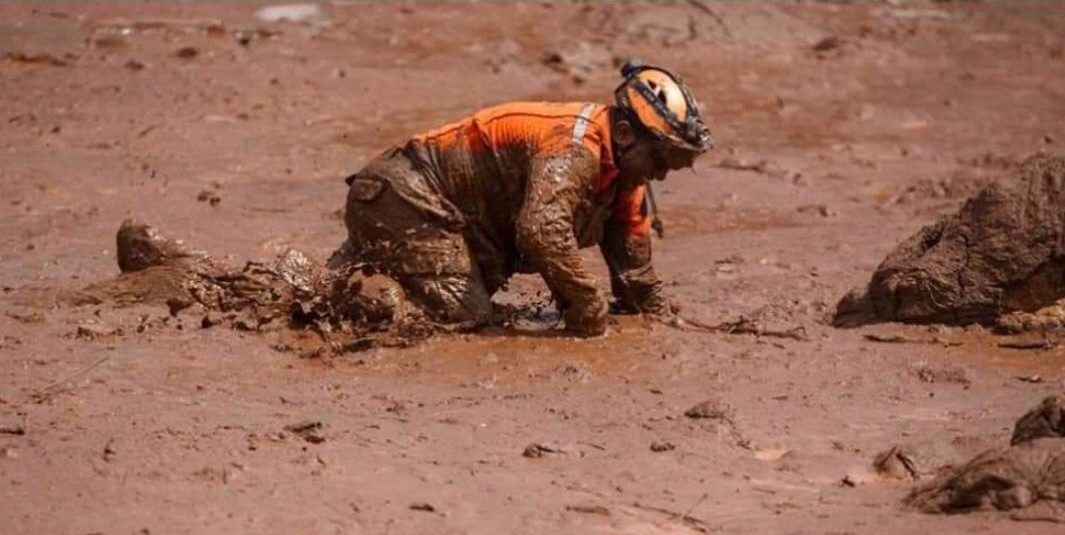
{"left": 340, "top": 102, "right": 664, "bottom": 334}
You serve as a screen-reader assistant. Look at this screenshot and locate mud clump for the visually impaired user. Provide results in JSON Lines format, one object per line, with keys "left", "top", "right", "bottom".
{"left": 116, "top": 219, "right": 205, "bottom": 273}
{"left": 904, "top": 395, "right": 1065, "bottom": 522}
{"left": 1012, "top": 394, "right": 1065, "bottom": 445}
{"left": 102, "top": 220, "right": 428, "bottom": 351}
{"left": 836, "top": 154, "right": 1065, "bottom": 328}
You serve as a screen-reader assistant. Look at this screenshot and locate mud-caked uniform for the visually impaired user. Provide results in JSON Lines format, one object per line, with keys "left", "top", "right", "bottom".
{"left": 340, "top": 102, "right": 666, "bottom": 334}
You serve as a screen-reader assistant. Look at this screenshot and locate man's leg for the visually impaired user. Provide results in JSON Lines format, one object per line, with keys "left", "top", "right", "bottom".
{"left": 343, "top": 150, "right": 492, "bottom": 326}
{"left": 392, "top": 233, "right": 493, "bottom": 326}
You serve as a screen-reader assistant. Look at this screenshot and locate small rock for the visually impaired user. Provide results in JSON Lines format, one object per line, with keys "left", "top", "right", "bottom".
{"left": 797, "top": 203, "right": 838, "bottom": 218}
{"left": 684, "top": 398, "right": 733, "bottom": 421}
{"left": 76, "top": 322, "right": 117, "bottom": 340}
{"left": 201, "top": 311, "right": 222, "bottom": 329}
{"left": 409, "top": 502, "right": 436, "bottom": 513}
{"left": 1011, "top": 394, "right": 1065, "bottom": 445}
{"left": 284, "top": 420, "right": 326, "bottom": 444}
{"left": 103, "top": 439, "right": 117, "bottom": 462}
{"left": 523, "top": 442, "right": 566, "bottom": 458}
{"left": 166, "top": 296, "right": 194, "bottom": 317}
{"left": 174, "top": 46, "right": 199, "bottom": 59}
{"left": 812, "top": 35, "right": 841, "bottom": 52}
{"left": 196, "top": 190, "right": 221, "bottom": 206}
{"left": 650, "top": 441, "right": 675, "bottom": 452}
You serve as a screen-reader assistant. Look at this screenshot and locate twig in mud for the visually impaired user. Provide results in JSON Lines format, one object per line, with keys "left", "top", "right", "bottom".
{"left": 863, "top": 333, "right": 962, "bottom": 347}
{"left": 632, "top": 500, "right": 711, "bottom": 534}
{"left": 682, "top": 492, "right": 710, "bottom": 520}
{"left": 998, "top": 339, "right": 1058, "bottom": 351}
{"left": 660, "top": 314, "right": 810, "bottom": 341}
{"left": 685, "top": 0, "right": 731, "bottom": 37}
{"left": 32, "top": 354, "right": 112, "bottom": 403}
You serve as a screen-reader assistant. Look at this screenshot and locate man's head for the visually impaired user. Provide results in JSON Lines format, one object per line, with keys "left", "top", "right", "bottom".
{"left": 611, "top": 61, "right": 713, "bottom": 182}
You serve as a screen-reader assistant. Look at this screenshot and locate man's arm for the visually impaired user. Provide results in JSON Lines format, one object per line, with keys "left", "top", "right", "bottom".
{"left": 515, "top": 148, "right": 607, "bottom": 336}
{"left": 599, "top": 183, "right": 669, "bottom": 315}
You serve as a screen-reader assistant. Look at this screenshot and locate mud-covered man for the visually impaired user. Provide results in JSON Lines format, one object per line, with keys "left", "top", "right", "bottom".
{"left": 334, "top": 61, "right": 713, "bottom": 336}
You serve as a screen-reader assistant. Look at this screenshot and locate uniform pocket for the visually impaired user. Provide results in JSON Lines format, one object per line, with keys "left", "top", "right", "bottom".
{"left": 348, "top": 176, "right": 386, "bottom": 202}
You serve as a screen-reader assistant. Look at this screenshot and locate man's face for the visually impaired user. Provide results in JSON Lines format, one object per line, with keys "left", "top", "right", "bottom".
{"left": 617, "top": 138, "right": 700, "bottom": 183}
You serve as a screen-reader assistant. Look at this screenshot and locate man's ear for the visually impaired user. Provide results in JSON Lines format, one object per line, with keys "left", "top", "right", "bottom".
{"left": 614, "top": 119, "right": 637, "bottom": 149}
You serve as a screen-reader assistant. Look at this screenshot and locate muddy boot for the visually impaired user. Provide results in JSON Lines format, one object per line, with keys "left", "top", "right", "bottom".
{"left": 116, "top": 219, "right": 206, "bottom": 273}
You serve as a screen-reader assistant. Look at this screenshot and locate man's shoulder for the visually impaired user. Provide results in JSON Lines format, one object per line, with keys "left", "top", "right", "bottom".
{"left": 474, "top": 101, "right": 608, "bottom": 122}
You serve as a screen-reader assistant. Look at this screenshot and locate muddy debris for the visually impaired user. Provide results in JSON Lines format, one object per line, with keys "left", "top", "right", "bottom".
{"left": 650, "top": 440, "right": 676, "bottom": 452}
{"left": 1011, "top": 394, "right": 1065, "bottom": 445}
{"left": 173, "top": 46, "right": 199, "bottom": 60}
{"left": 75, "top": 322, "right": 119, "bottom": 340}
{"left": 3, "top": 51, "right": 70, "bottom": 67}
{"left": 905, "top": 395, "right": 1065, "bottom": 522}
{"left": 997, "top": 338, "right": 1057, "bottom": 351}
{"left": 836, "top": 154, "right": 1065, "bottom": 328}
{"left": 565, "top": 504, "right": 610, "bottom": 516}
{"left": 912, "top": 363, "right": 972, "bottom": 388}
{"left": 196, "top": 190, "right": 221, "bottom": 207}
{"left": 540, "top": 42, "right": 617, "bottom": 84}
{"left": 522, "top": 442, "right": 567, "bottom": 458}
{"left": 101, "top": 220, "right": 430, "bottom": 352}
{"left": 116, "top": 219, "right": 205, "bottom": 273}
{"left": 874, "top": 445, "right": 922, "bottom": 481}
{"left": 284, "top": 420, "right": 326, "bottom": 444}
{"left": 996, "top": 299, "right": 1065, "bottom": 334}
{"left": 0, "top": 425, "right": 26, "bottom": 436}
{"left": 408, "top": 502, "right": 436, "bottom": 513}
{"left": 684, "top": 398, "right": 734, "bottom": 421}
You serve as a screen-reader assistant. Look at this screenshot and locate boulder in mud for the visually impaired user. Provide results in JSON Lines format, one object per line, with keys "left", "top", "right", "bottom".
{"left": 1012, "top": 394, "right": 1065, "bottom": 445}
{"left": 836, "top": 154, "right": 1065, "bottom": 327}
{"left": 904, "top": 394, "right": 1065, "bottom": 522}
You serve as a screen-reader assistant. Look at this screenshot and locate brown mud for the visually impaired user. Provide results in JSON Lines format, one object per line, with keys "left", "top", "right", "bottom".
{"left": 3, "top": 3, "right": 1065, "bottom": 535}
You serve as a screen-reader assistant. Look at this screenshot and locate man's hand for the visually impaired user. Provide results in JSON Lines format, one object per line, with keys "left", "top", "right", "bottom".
{"left": 563, "top": 291, "right": 608, "bottom": 337}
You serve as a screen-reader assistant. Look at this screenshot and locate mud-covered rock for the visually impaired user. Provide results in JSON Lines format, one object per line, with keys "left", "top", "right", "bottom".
{"left": 1012, "top": 395, "right": 1065, "bottom": 445}
{"left": 905, "top": 394, "right": 1065, "bottom": 522}
{"left": 904, "top": 438, "right": 1065, "bottom": 520}
{"left": 995, "top": 299, "right": 1065, "bottom": 334}
{"left": 116, "top": 219, "right": 205, "bottom": 273}
{"left": 836, "top": 154, "right": 1065, "bottom": 327}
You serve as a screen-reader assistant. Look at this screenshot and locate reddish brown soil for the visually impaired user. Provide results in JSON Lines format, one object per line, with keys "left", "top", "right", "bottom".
{"left": 2, "top": 2, "right": 1065, "bottom": 534}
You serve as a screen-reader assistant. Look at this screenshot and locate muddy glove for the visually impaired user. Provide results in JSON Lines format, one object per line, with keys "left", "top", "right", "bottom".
{"left": 600, "top": 208, "right": 670, "bottom": 317}
{"left": 516, "top": 150, "right": 608, "bottom": 337}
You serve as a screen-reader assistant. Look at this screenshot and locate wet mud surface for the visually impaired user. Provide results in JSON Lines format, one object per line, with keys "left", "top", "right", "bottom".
{"left": 3, "top": 2, "right": 1065, "bottom": 534}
